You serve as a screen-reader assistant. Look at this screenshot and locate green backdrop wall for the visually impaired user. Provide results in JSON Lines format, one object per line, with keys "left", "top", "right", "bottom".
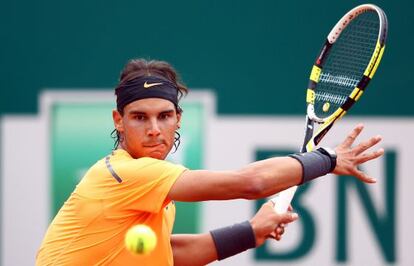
{"left": 0, "top": 0, "right": 411, "bottom": 116}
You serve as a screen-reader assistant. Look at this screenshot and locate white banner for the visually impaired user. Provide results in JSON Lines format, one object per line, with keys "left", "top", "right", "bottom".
{"left": 1, "top": 91, "right": 412, "bottom": 265}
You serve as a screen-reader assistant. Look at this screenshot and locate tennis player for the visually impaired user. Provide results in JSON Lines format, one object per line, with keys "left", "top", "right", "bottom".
{"left": 36, "top": 59, "right": 384, "bottom": 265}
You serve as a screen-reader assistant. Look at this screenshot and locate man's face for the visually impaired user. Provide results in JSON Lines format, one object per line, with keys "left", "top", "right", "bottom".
{"left": 113, "top": 98, "right": 181, "bottom": 160}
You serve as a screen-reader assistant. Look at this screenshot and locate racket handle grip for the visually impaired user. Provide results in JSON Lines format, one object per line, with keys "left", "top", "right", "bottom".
{"left": 270, "top": 186, "right": 298, "bottom": 214}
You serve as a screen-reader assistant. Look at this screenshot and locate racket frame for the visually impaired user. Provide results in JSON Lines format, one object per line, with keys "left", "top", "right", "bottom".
{"left": 304, "top": 3, "right": 387, "bottom": 151}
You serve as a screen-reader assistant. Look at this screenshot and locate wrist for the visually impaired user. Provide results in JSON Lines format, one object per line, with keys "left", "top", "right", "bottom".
{"left": 289, "top": 147, "right": 337, "bottom": 184}
{"left": 317, "top": 147, "right": 337, "bottom": 172}
{"left": 210, "top": 221, "right": 256, "bottom": 260}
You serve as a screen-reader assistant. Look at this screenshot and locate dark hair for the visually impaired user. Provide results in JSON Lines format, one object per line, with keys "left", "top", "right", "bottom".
{"left": 111, "top": 59, "right": 188, "bottom": 151}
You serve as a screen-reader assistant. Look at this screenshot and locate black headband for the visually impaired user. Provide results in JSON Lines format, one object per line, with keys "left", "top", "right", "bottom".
{"left": 116, "top": 75, "right": 179, "bottom": 112}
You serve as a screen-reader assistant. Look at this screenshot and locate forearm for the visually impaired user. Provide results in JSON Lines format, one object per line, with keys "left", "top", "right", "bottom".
{"left": 237, "top": 156, "right": 303, "bottom": 199}
{"left": 171, "top": 234, "right": 218, "bottom": 266}
{"left": 171, "top": 222, "right": 257, "bottom": 265}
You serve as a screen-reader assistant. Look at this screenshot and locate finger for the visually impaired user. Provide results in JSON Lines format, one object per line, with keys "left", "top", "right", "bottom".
{"left": 276, "top": 227, "right": 285, "bottom": 235}
{"left": 288, "top": 205, "right": 293, "bottom": 211}
{"left": 353, "top": 135, "right": 382, "bottom": 155}
{"left": 356, "top": 148, "right": 384, "bottom": 164}
{"left": 341, "top": 124, "right": 364, "bottom": 147}
{"left": 353, "top": 169, "right": 377, "bottom": 183}
{"left": 277, "top": 212, "right": 299, "bottom": 224}
{"left": 278, "top": 223, "right": 289, "bottom": 229}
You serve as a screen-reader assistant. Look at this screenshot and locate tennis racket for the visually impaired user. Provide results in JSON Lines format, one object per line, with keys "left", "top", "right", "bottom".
{"left": 271, "top": 4, "right": 388, "bottom": 214}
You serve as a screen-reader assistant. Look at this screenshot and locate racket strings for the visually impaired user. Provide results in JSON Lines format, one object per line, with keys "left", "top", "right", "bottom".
{"left": 314, "top": 11, "right": 380, "bottom": 118}
{"left": 315, "top": 91, "right": 347, "bottom": 105}
{"left": 319, "top": 73, "right": 359, "bottom": 87}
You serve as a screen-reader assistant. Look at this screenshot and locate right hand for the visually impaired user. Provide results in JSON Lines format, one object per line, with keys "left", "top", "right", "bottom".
{"left": 249, "top": 201, "right": 298, "bottom": 247}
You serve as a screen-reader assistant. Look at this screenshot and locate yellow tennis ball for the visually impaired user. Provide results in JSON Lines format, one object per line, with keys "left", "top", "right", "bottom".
{"left": 323, "top": 102, "right": 330, "bottom": 112}
{"left": 125, "top": 225, "right": 157, "bottom": 255}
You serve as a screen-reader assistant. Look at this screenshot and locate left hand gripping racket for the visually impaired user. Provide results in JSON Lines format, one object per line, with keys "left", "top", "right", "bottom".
{"left": 271, "top": 4, "right": 388, "bottom": 214}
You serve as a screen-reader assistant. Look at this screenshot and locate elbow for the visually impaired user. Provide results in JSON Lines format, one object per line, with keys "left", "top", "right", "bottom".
{"left": 236, "top": 170, "right": 266, "bottom": 199}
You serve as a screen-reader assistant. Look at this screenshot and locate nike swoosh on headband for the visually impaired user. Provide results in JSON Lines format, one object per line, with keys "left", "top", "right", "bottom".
{"left": 143, "top": 81, "right": 163, "bottom": 88}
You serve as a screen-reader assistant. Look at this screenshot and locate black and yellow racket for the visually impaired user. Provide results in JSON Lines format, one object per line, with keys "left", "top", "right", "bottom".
{"left": 272, "top": 4, "right": 388, "bottom": 214}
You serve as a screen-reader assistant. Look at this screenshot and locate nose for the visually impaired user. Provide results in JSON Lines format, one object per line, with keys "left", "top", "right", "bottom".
{"left": 147, "top": 119, "right": 161, "bottom": 136}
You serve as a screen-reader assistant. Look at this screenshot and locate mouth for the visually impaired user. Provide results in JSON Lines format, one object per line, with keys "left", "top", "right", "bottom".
{"left": 141, "top": 141, "right": 168, "bottom": 159}
{"left": 143, "top": 142, "right": 165, "bottom": 148}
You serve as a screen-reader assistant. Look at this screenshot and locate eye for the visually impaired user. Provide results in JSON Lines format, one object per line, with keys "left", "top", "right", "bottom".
{"left": 159, "top": 113, "right": 172, "bottom": 120}
{"left": 134, "top": 114, "right": 146, "bottom": 121}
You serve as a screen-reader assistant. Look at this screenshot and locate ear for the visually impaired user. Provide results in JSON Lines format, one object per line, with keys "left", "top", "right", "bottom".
{"left": 176, "top": 112, "right": 182, "bottom": 129}
{"left": 112, "top": 109, "right": 124, "bottom": 133}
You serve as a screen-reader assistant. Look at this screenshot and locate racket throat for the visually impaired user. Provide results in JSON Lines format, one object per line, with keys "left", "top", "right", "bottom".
{"left": 301, "top": 117, "right": 315, "bottom": 153}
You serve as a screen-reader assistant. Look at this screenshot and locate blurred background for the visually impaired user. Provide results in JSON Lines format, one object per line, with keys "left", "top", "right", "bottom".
{"left": 1, "top": 0, "right": 413, "bottom": 265}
